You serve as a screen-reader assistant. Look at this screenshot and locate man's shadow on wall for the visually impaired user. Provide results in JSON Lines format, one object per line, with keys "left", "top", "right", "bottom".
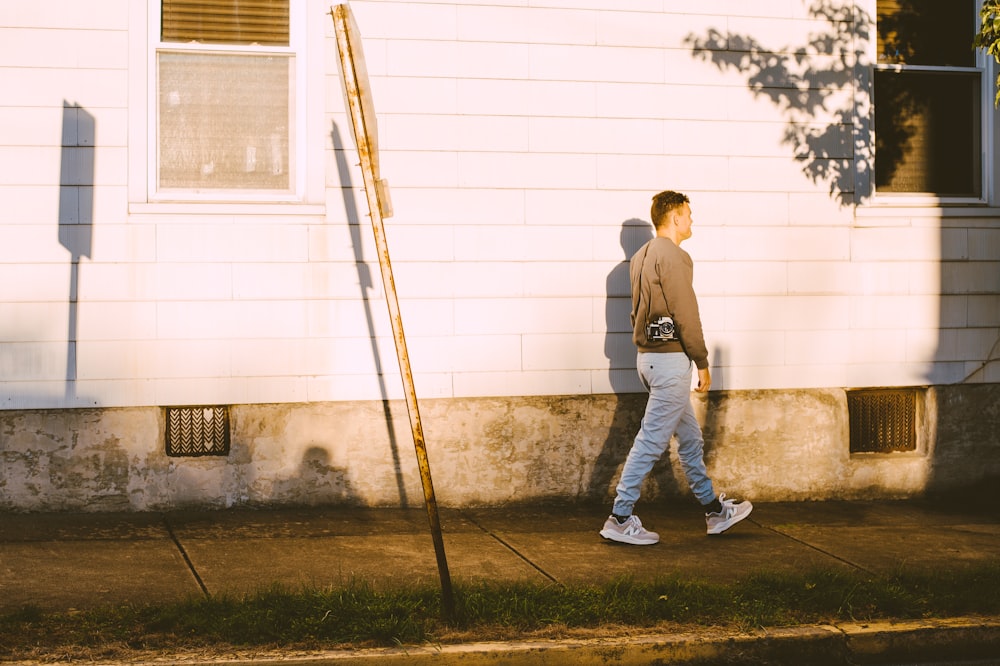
{"left": 588, "top": 219, "right": 682, "bottom": 502}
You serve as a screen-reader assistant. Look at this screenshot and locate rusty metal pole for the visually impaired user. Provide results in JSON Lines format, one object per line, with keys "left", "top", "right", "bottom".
{"left": 330, "top": 4, "right": 455, "bottom": 620}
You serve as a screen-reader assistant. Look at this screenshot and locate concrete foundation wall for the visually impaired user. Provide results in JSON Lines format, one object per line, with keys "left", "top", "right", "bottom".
{"left": 2, "top": 384, "right": 997, "bottom": 512}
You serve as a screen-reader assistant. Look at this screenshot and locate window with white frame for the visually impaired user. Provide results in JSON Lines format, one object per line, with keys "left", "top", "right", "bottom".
{"left": 153, "top": 0, "right": 301, "bottom": 197}
{"left": 874, "top": 0, "right": 986, "bottom": 200}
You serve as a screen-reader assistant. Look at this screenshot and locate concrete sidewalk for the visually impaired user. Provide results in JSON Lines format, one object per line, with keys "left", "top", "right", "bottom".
{"left": 2, "top": 499, "right": 999, "bottom": 663}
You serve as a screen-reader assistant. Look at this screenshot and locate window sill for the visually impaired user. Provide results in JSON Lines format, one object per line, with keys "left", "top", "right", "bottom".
{"left": 856, "top": 204, "right": 1000, "bottom": 219}
{"left": 129, "top": 201, "right": 326, "bottom": 217}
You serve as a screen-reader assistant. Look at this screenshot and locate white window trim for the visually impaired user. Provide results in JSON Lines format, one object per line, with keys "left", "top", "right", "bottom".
{"left": 128, "top": 0, "right": 325, "bottom": 209}
{"left": 859, "top": 0, "right": 997, "bottom": 208}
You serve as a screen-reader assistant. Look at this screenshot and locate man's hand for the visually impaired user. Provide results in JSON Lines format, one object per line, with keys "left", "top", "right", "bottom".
{"left": 695, "top": 367, "right": 711, "bottom": 393}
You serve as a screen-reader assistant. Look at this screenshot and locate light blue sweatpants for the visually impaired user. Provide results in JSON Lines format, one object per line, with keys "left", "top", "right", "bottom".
{"left": 612, "top": 351, "right": 715, "bottom": 516}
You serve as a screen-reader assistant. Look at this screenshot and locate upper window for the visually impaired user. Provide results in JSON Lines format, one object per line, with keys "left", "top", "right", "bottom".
{"left": 874, "top": 0, "right": 986, "bottom": 201}
{"left": 153, "top": 0, "right": 300, "bottom": 198}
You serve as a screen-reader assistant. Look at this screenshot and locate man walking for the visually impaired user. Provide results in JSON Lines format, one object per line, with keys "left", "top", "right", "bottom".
{"left": 600, "top": 191, "right": 752, "bottom": 545}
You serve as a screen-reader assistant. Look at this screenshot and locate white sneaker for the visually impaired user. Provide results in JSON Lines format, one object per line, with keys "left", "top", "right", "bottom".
{"left": 705, "top": 493, "right": 753, "bottom": 535}
{"left": 600, "top": 514, "right": 659, "bottom": 545}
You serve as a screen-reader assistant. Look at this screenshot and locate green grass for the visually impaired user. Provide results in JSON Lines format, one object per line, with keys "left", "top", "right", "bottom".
{"left": 2, "top": 561, "right": 999, "bottom": 662}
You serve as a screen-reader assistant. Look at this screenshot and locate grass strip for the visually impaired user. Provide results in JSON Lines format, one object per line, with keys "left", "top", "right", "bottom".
{"left": 2, "top": 561, "right": 998, "bottom": 661}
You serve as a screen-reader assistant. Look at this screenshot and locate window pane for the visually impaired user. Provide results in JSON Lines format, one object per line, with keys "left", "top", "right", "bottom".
{"left": 158, "top": 52, "right": 292, "bottom": 191}
{"left": 876, "top": 0, "right": 975, "bottom": 66}
{"left": 874, "top": 70, "right": 981, "bottom": 197}
{"left": 162, "top": 0, "right": 289, "bottom": 46}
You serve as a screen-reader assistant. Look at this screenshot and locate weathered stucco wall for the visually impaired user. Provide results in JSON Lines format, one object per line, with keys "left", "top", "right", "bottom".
{"left": 2, "top": 384, "right": 997, "bottom": 512}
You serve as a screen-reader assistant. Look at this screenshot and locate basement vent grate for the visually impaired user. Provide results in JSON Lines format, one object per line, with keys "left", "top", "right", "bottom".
{"left": 847, "top": 389, "right": 917, "bottom": 454}
{"left": 165, "top": 406, "right": 231, "bottom": 457}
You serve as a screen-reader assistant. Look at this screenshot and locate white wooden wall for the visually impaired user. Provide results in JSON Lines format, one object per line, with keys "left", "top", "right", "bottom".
{"left": 1, "top": 0, "right": 998, "bottom": 412}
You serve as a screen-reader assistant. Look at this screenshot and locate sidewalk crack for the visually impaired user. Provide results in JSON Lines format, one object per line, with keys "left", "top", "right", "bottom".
{"left": 462, "top": 511, "right": 561, "bottom": 586}
{"left": 750, "top": 518, "right": 876, "bottom": 576}
{"left": 161, "top": 515, "right": 210, "bottom": 598}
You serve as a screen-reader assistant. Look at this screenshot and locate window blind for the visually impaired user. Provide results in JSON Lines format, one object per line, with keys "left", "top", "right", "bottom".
{"left": 162, "top": 0, "right": 289, "bottom": 46}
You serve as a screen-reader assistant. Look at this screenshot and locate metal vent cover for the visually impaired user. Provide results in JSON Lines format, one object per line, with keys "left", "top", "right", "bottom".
{"left": 165, "top": 406, "right": 231, "bottom": 457}
{"left": 847, "top": 389, "right": 917, "bottom": 454}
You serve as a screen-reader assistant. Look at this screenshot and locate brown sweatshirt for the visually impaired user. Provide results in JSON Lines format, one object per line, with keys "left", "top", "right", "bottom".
{"left": 629, "top": 237, "right": 709, "bottom": 369}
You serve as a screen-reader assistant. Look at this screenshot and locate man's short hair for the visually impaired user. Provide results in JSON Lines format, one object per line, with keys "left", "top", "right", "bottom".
{"left": 650, "top": 191, "right": 690, "bottom": 229}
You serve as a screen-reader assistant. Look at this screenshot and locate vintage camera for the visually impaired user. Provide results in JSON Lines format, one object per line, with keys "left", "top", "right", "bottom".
{"left": 646, "top": 315, "right": 677, "bottom": 341}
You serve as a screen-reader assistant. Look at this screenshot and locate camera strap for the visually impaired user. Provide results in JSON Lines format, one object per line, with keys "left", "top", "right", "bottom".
{"left": 634, "top": 241, "right": 668, "bottom": 324}
{"left": 632, "top": 242, "right": 651, "bottom": 324}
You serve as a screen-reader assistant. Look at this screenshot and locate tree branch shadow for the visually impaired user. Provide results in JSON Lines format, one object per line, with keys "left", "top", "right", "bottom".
{"left": 684, "top": 0, "right": 879, "bottom": 206}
